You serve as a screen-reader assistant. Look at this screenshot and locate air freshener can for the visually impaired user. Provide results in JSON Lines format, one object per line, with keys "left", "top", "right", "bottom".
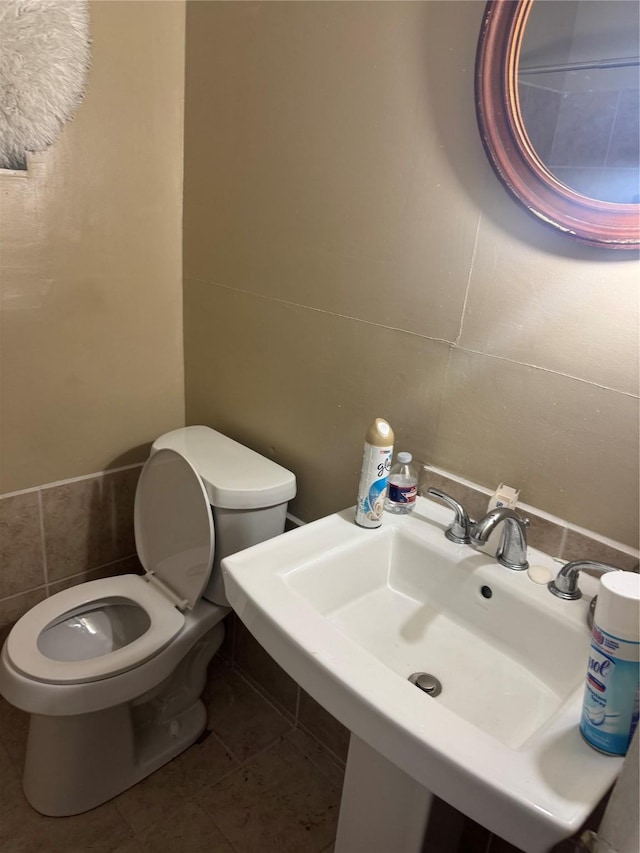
{"left": 354, "top": 419, "right": 394, "bottom": 529}
{"left": 580, "top": 572, "right": 640, "bottom": 756}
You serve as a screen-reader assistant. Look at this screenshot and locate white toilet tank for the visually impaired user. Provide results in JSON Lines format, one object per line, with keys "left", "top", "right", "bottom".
{"left": 151, "top": 426, "right": 296, "bottom": 606}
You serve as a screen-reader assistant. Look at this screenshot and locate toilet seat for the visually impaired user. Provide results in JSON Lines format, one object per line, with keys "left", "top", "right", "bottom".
{"left": 7, "top": 449, "right": 216, "bottom": 687}
{"left": 6, "top": 575, "right": 185, "bottom": 684}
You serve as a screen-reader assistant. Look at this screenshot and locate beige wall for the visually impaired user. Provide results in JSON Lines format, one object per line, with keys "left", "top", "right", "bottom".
{"left": 183, "top": 1, "right": 639, "bottom": 548}
{"left": 0, "top": 1, "right": 186, "bottom": 494}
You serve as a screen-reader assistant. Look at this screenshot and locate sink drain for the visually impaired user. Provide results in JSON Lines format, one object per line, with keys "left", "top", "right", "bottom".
{"left": 408, "top": 672, "right": 442, "bottom": 697}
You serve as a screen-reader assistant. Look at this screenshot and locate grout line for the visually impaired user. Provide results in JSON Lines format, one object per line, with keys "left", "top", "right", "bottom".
{"left": 287, "top": 727, "right": 346, "bottom": 776}
{"left": 0, "top": 585, "right": 47, "bottom": 605}
{"left": 198, "top": 725, "right": 247, "bottom": 771}
{"left": 45, "top": 554, "right": 139, "bottom": 596}
{"left": 293, "top": 721, "right": 347, "bottom": 772}
{"left": 39, "top": 462, "right": 144, "bottom": 492}
{"left": 208, "top": 720, "right": 294, "bottom": 774}
{"left": 36, "top": 490, "right": 49, "bottom": 595}
{"left": 430, "top": 342, "right": 455, "bottom": 463}
{"left": 424, "top": 463, "right": 639, "bottom": 559}
{"left": 229, "top": 612, "right": 237, "bottom": 662}
{"left": 225, "top": 659, "right": 345, "bottom": 778}
{"left": 204, "top": 812, "right": 242, "bottom": 853}
{"left": 188, "top": 277, "right": 453, "bottom": 346}
{"left": 295, "top": 683, "right": 301, "bottom": 722}
{"left": 190, "top": 278, "right": 639, "bottom": 398}
{"left": 233, "top": 666, "right": 297, "bottom": 727}
{"left": 0, "top": 462, "right": 144, "bottom": 501}
{"left": 455, "top": 345, "right": 640, "bottom": 397}
{"left": 230, "top": 664, "right": 299, "bottom": 729}
{"left": 202, "top": 664, "right": 345, "bottom": 795}
{"left": 558, "top": 526, "right": 569, "bottom": 561}
{"left": 454, "top": 213, "right": 481, "bottom": 346}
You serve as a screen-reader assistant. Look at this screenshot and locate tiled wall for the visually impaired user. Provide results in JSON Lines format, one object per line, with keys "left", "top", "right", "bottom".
{"left": 420, "top": 467, "right": 640, "bottom": 571}
{"left": 183, "top": 1, "right": 639, "bottom": 552}
{"left": 222, "top": 613, "right": 351, "bottom": 766}
{"left": 0, "top": 465, "right": 143, "bottom": 642}
{"left": 1, "top": 457, "right": 636, "bottom": 762}
{"left": 1, "top": 461, "right": 637, "bottom": 645}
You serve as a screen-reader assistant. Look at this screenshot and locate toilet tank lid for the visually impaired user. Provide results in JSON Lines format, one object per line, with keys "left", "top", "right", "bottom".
{"left": 151, "top": 426, "right": 296, "bottom": 510}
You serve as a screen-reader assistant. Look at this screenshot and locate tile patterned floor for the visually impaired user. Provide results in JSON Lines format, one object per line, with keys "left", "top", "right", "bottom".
{"left": 0, "top": 658, "right": 341, "bottom": 853}
{"left": 0, "top": 650, "right": 597, "bottom": 853}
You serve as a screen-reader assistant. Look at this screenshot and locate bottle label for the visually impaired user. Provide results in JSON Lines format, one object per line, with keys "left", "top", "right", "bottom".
{"left": 355, "top": 444, "right": 393, "bottom": 528}
{"left": 388, "top": 483, "right": 417, "bottom": 505}
{"left": 580, "top": 622, "right": 640, "bottom": 756}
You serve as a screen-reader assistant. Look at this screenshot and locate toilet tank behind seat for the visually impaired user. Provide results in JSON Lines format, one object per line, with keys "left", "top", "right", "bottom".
{"left": 207, "top": 503, "right": 288, "bottom": 604}
{"left": 151, "top": 426, "right": 296, "bottom": 607}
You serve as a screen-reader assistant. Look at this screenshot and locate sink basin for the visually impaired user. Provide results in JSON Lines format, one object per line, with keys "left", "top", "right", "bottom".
{"left": 222, "top": 497, "right": 622, "bottom": 852}
{"left": 285, "top": 524, "right": 587, "bottom": 751}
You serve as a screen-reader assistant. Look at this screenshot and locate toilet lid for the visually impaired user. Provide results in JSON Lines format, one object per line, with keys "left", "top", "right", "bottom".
{"left": 135, "top": 448, "right": 215, "bottom": 610}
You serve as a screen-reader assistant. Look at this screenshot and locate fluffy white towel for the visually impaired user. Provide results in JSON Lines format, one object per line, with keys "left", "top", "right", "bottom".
{"left": 0, "top": 0, "right": 90, "bottom": 167}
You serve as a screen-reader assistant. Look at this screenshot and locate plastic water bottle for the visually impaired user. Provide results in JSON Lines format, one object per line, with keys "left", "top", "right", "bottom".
{"left": 385, "top": 452, "right": 418, "bottom": 515}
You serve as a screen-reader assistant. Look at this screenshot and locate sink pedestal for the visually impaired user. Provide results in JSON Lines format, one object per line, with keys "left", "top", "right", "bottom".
{"left": 335, "top": 735, "right": 433, "bottom": 853}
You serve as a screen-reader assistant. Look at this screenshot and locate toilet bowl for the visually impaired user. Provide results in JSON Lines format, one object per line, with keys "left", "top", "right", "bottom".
{"left": 0, "top": 426, "right": 296, "bottom": 816}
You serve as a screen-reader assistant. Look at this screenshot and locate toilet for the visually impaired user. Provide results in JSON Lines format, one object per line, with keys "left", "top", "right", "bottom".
{"left": 0, "top": 426, "right": 296, "bottom": 816}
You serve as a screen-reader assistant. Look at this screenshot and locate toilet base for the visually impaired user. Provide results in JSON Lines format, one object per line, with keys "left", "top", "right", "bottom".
{"left": 23, "top": 698, "right": 206, "bottom": 816}
{"left": 22, "top": 620, "right": 225, "bottom": 816}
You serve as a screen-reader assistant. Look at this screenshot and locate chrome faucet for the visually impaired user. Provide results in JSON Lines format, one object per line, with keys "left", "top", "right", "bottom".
{"left": 470, "top": 507, "right": 530, "bottom": 571}
{"left": 548, "top": 560, "right": 620, "bottom": 601}
{"left": 427, "top": 488, "right": 472, "bottom": 544}
{"left": 426, "top": 489, "right": 530, "bottom": 570}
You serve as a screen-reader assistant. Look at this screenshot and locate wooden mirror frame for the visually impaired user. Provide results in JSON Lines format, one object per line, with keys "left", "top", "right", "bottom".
{"left": 475, "top": 0, "right": 640, "bottom": 249}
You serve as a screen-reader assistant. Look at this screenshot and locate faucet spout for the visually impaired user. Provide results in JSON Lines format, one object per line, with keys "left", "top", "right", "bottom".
{"left": 471, "top": 507, "right": 530, "bottom": 571}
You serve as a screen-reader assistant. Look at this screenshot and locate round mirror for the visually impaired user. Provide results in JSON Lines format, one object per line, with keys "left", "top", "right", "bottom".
{"left": 475, "top": 0, "right": 640, "bottom": 249}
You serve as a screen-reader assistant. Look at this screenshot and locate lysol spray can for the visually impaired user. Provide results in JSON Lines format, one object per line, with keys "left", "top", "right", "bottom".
{"left": 580, "top": 571, "right": 640, "bottom": 756}
{"left": 354, "top": 419, "right": 394, "bottom": 529}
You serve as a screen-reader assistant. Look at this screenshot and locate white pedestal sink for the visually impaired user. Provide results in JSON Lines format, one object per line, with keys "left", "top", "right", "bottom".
{"left": 222, "top": 497, "right": 623, "bottom": 852}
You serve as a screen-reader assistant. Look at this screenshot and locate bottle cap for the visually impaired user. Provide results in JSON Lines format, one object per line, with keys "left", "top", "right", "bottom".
{"left": 397, "top": 452, "right": 412, "bottom": 463}
{"left": 365, "top": 418, "right": 394, "bottom": 447}
{"left": 595, "top": 572, "right": 640, "bottom": 642}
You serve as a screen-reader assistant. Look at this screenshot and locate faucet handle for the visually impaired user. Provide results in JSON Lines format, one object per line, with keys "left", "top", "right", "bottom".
{"left": 548, "top": 560, "right": 620, "bottom": 601}
{"left": 427, "top": 488, "right": 472, "bottom": 544}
